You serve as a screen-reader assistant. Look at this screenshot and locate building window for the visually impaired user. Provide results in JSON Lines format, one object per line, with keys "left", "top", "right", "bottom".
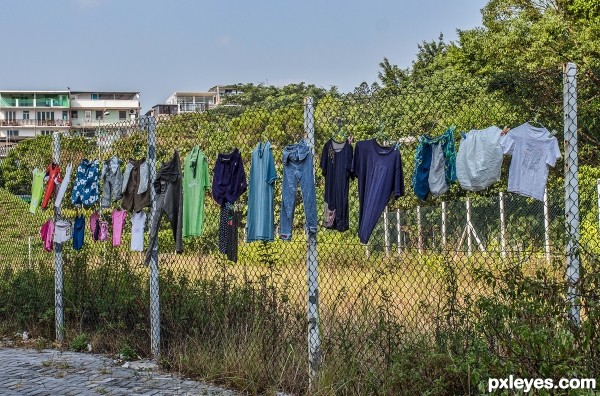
{"left": 7, "top": 130, "right": 19, "bottom": 137}
{"left": 22, "top": 111, "right": 29, "bottom": 120}
{"left": 119, "top": 110, "right": 126, "bottom": 120}
{"left": 39, "top": 130, "right": 53, "bottom": 136}
{"left": 95, "top": 110, "right": 104, "bottom": 119}
{"left": 71, "top": 110, "right": 78, "bottom": 119}
{"left": 91, "top": 93, "right": 98, "bottom": 100}
{"left": 62, "top": 111, "right": 68, "bottom": 120}
{"left": 5, "top": 111, "right": 16, "bottom": 121}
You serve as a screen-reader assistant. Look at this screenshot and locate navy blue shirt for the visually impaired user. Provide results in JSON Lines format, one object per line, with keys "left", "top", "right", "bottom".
{"left": 212, "top": 148, "right": 247, "bottom": 206}
{"left": 352, "top": 139, "right": 404, "bottom": 244}
{"left": 320, "top": 139, "right": 353, "bottom": 232}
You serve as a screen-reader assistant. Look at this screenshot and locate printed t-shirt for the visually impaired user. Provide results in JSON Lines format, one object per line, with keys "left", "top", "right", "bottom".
{"left": 501, "top": 122, "right": 561, "bottom": 201}
{"left": 320, "top": 139, "right": 353, "bottom": 232}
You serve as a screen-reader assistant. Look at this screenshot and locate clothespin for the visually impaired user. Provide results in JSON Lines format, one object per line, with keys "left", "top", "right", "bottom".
{"left": 500, "top": 126, "right": 511, "bottom": 136}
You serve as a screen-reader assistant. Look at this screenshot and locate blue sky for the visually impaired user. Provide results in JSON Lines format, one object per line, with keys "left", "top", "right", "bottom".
{"left": 1, "top": 0, "right": 487, "bottom": 111}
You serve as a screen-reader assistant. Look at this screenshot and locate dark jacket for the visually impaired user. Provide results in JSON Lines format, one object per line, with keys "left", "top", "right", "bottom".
{"left": 146, "top": 150, "right": 183, "bottom": 265}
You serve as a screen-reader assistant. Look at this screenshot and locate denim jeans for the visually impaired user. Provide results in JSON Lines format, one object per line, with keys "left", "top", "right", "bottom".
{"left": 279, "top": 140, "right": 318, "bottom": 240}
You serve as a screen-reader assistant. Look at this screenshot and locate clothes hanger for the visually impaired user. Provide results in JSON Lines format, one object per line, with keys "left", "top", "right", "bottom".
{"left": 375, "top": 122, "right": 400, "bottom": 150}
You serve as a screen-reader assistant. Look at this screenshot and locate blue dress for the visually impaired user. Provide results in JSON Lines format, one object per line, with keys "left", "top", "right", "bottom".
{"left": 246, "top": 141, "right": 278, "bottom": 242}
{"left": 352, "top": 139, "right": 404, "bottom": 244}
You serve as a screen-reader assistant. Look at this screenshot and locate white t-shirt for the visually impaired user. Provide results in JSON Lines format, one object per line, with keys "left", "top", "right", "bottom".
{"left": 501, "top": 122, "right": 561, "bottom": 201}
{"left": 131, "top": 211, "right": 146, "bottom": 251}
{"left": 456, "top": 126, "right": 503, "bottom": 191}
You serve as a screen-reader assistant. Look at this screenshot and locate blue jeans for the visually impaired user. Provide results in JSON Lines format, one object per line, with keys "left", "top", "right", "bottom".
{"left": 279, "top": 140, "right": 317, "bottom": 240}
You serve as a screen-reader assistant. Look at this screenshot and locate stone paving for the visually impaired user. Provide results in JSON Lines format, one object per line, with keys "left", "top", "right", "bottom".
{"left": 0, "top": 347, "right": 239, "bottom": 396}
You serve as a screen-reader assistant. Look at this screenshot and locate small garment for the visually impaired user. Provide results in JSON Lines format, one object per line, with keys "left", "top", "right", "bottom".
{"left": 54, "top": 162, "right": 73, "bottom": 208}
{"left": 112, "top": 209, "right": 127, "bottom": 247}
{"left": 246, "top": 141, "right": 278, "bottom": 242}
{"left": 71, "top": 159, "right": 100, "bottom": 207}
{"left": 183, "top": 146, "right": 210, "bottom": 237}
{"left": 456, "top": 126, "right": 504, "bottom": 191}
{"left": 411, "top": 126, "right": 456, "bottom": 200}
{"left": 73, "top": 215, "right": 85, "bottom": 250}
{"left": 54, "top": 219, "right": 72, "bottom": 244}
{"left": 146, "top": 151, "right": 184, "bottom": 264}
{"left": 29, "top": 168, "right": 45, "bottom": 214}
{"left": 352, "top": 139, "right": 405, "bottom": 244}
{"left": 40, "top": 219, "right": 54, "bottom": 252}
{"left": 501, "top": 122, "right": 561, "bottom": 201}
{"left": 90, "top": 211, "right": 100, "bottom": 241}
{"left": 100, "top": 156, "right": 124, "bottom": 208}
{"left": 99, "top": 220, "right": 109, "bottom": 242}
{"left": 212, "top": 148, "right": 247, "bottom": 206}
{"left": 219, "top": 202, "right": 240, "bottom": 262}
{"left": 320, "top": 139, "right": 353, "bottom": 231}
{"left": 121, "top": 159, "right": 150, "bottom": 212}
{"left": 131, "top": 211, "right": 146, "bottom": 252}
{"left": 280, "top": 139, "right": 317, "bottom": 240}
{"left": 41, "top": 163, "right": 61, "bottom": 209}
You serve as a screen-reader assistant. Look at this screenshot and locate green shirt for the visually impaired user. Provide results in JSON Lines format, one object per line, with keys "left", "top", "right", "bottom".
{"left": 183, "top": 146, "right": 210, "bottom": 237}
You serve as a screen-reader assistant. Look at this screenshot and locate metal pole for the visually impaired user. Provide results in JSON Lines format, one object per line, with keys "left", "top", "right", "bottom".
{"left": 28, "top": 236, "right": 32, "bottom": 269}
{"left": 304, "top": 97, "right": 321, "bottom": 386}
{"left": 441, "top": 201, "right": 447, "bottom": 250}
{"left": 466, "top": 198, "right": 473, "bottom": 256}
{"left": 52, "top": 132, "right": 64, "bottom": 344}
{"left": 383, "top": 206, "right": 390, "bottom": 257}
{"left": 563, "top": 62, "right": 580, "bottom": 326}
{"left": 597, "top": 179, "right": 600, "bottom": 232}
{"left": 147, "top": 117, "right": 161, "bottom": 357}
{"left": 417, "top": 205, "right": 423, "bottom": 254}
{"left": 543, "top": 188, "right": 551, "bottom": 264}
{"left": 499, "top": 192, "right": 507, "bottom": 259}
{"left": 396, "top": 208, "right": 401, "bottom": 255}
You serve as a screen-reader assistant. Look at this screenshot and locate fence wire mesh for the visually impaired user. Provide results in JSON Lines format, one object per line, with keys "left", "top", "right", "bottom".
{"left": 0, "top": 65, "right": 599, "bottom": 395}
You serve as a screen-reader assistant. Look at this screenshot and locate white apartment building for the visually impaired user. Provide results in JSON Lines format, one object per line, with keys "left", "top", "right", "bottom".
{"left": 165, "top": 85, "right": 239, "bottom": 114}
{"left": 0, "top": 90, "right": 141, "bottom": 147}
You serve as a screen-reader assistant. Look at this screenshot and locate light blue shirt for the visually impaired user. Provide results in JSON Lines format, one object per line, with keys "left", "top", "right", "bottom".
{"left": 246, "top": 141, "right": 278, "bottom": 242}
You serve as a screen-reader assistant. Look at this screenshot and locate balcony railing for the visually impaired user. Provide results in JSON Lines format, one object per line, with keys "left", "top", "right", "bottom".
{"left": 0, "top": 119, "right": 71, "bottom": 127}
{"left": 0, "top": 145, "right": 15, "bottom": 158}
{"left": 0, "top": 98, "right": 69, "bottom": 107}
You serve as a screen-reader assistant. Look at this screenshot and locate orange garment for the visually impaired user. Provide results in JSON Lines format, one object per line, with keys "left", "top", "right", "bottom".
{"left": 41, "top": 163, "right": 61, "bottom": 209}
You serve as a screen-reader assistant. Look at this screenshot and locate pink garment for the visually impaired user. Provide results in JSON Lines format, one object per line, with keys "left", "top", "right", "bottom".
{"left": 40, "top": 219, "right": 54, "bottom": 252}
{"left": 111, "top": 209, "right": 127, "bottom": 246}
{"left": 90, "top": 212, "right": 100, "bottom": 241}
{"left": 99, "top": 220, "right": 109, "bottom": 242}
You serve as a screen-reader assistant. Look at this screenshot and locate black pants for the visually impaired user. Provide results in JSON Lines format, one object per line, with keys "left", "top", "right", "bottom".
{"left": 219, "top": 202, "right": 239, "bottom": 262}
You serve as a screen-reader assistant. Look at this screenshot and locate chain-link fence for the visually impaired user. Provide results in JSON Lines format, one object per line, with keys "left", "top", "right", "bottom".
{"left": 1, "top": 64, "right": 599, "bottom": 394}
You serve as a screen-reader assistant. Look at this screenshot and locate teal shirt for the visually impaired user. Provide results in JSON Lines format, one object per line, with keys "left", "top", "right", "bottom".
{"left": 183, "top": 146, "right": 210, "bottom": 237}
{"left": 246, "top": 141, "right": 278, "bottom": 242}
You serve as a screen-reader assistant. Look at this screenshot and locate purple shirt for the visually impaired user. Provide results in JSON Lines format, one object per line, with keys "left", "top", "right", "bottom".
{"left": 212, "top": 148, "right": 247, "bottom": 206}
{"left": 352, "top": 139, "right": 405, "bottom": 244}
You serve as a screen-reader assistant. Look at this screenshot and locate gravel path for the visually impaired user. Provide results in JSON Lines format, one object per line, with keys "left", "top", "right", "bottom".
{"left": 0, "top": 347, "right": 239, "bottom": 396}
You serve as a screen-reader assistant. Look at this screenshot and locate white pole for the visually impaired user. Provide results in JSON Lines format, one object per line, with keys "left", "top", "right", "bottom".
{"left": 304, "top": 97, "right": 321, "bottom": 386}
{"left": 52, "top": 132, "right": 64, "bottom": 344}
{"left": 597, "top": 179, "right": 600, "bottom": 232}
{"left": 441, "top": 201, "right": 447, "bottom": 250}
{"left": 544, "top": 188, "right": 551, "bottom": 264}
{"left": 417, "top": 205, "right": 423, "bottom": 254}
{"left": 499, "top": 192, "right": 507, "bottom": 259}
{"left": 147, "top": 117, "right": 161, "bottom": 358}
{"left": 466, "top": 198, "right": 473, "bottom": 256}
{"left": 383, "top": 206, "right": 390, "bottom": 257}
{"left": 28, "top": 236, "right": 32, "bottom": 269}
{"left": 564, "top": 62, "right": 580, "bottom": 326}
{"left": 396, "top": 208, "right": 401, "bottom": 255}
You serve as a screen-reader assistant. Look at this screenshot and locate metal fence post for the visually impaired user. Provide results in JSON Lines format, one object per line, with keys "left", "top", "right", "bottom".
{"left": 543, "top": 188, "right": 551, "bottom": 264}
{"left": 441, "top": 201, "right": 447, "bottom": 249}
{"left": 563, "top": 62, "right": 580, "bottom": 326}
{"left": 146, "top": 117, "right": 161, "bottom": 357}
{"left": 597, "top": 178, "right": 600, "bottom": 232}
{"left": 52, "top": 132, "right": 64, "bottom": 344}
{"left": 499, "top": 192, "right": 507, "bottom": 259}
{"left": 304, "top": 96, "right": 321, "bottom": 387}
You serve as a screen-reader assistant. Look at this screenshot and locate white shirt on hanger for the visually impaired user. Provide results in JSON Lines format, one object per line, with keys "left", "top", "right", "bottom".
{"left": 130, "top": 211, "right": 146, "bottom": 251}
